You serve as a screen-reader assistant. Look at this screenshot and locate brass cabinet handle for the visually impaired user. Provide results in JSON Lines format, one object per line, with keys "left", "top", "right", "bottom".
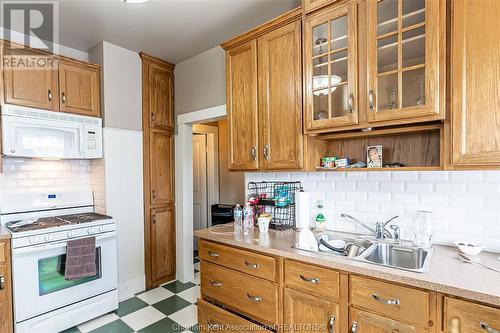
{"left": 152, "top": 215, "right": 156, "bottom": 224}
{"left": 208, "top": 251, "right": 219, "bottom": 257}
{"left": 328, "top": 314, "right": 336, "bottom": 333}
{"left": 48, "top": 90, "right": 52, "bottom": 102}
{"left": 151, "top": 112, "right": 155, "bottom": 123}
{"left": 372, "top": 294, "right": 400, "bottom": 305}
{"left": 300, "top": 274, "right": 320, "bottom": 284}
{"left": 0, "top": 275, "right": 4, "bottom": 290}
{"left": 263, "top": 144, "right": 270, "bottom": 161}
{"left": 61, "top": 92, "right": 66, "bottom": 103}
{"left": 350, "top": 321, "right": 358, "bottom": 333}
{"left": 368, "top": 91, "right": 375, "bottom": 110}
{"left": 244, "top": 261, "right": 260, "bottom": 269}
{"left": 348, "top": 95, "right": 354, "bottom": 113}
{"left": 481, "top": 322, "right": 500, "bottom": 333}
{"left": 251, "top": 146, "right": 257, "bottom": 161}
{"left": 246, "top": 293, "right": 262, "bottom": 302}
{"left": 209, "top": 279, "right": 222, "bottom": 287}
{"left": 152, "top": 190, "right": 156, "bottom": 200}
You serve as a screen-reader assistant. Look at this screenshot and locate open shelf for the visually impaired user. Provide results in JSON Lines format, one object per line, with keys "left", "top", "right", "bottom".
{"left": 316, "top": 166, "right": 441, "bottom": 172}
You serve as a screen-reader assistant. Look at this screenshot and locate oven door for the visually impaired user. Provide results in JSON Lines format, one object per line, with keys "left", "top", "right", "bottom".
{"left": 12, "top": 232, "right": 118, "bottom": 322}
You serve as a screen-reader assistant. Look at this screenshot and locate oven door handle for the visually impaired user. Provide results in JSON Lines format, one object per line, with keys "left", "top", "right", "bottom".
{"left": 13, "top": 231, "right": 116, "bottom": 255}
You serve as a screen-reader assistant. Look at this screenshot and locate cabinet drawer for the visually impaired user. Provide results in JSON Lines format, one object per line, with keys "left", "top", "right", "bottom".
{"left": 199, "top": 240, "right": 277, "bottom": 281}
{"left": 0, "top": 241, "right": 6, "bottom": 264}
{"left": 198, "top": 298, "right": 271, "bottom": 332}
{"left": 444, "top": 297, "right": 500, "bottom": 333}
{"left": 350, "top": 276, "right": 430, "bottom": 326}
{"left": 284, "top": 260, "right": 339, "bottom": 301}
{"left": 201, "top": 261, "right": 279, "bottom": 326}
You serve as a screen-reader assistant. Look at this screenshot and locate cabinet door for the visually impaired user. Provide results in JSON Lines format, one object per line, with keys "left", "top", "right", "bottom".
{"left": 3, "top": 48, "right": 57, "bottom": 110}
{"left": 59, "top": 60, "right": 100, "bottom": 117}
{"left": 451, "top": 0, "right": 500, "bottom": 165}
{"left": 147, "top": 63, "right": 174, "bottom": 131}
{"left": 258, "top": 20, "right": 303, "bottom": 170}
{"left": 0, "top": 241, "right": 13, "bottom": 333}
{"left": 349, "top": 308, "right": 427, "bottom": 333}
{"left": 151, "top": 206, "right": 175, "bottom": 283}
{"left": 150, "top": 131, "right": 175, "bottom": 205}
{"left": 284, "top": 288, "right": 339, "bottom": 333}
{"left": 304, "top": 2, "right": 359, "bottom": 131}
{"left": 226, "top": 40, "right": 259, "bottom": 170}
{"left": 366, "top": 0, "right": 444, "bottom": 123}
{"left": 304, "top": 0, "right": 338, "bottom": 13}
{"left": 444, "top": 297, "right": 500, "bottom": 333}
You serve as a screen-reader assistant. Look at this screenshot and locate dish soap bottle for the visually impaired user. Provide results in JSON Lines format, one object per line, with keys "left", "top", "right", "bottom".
{"left": 314, "top": 200, "right": 326, "bottom": 230}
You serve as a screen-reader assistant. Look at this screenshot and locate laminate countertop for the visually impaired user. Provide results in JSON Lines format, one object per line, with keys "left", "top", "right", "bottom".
{"left": 195, "top": 226, "right": 500, "bottom": 307}
{"left": 0, "top": 225, "right": 11, "bottom": 240}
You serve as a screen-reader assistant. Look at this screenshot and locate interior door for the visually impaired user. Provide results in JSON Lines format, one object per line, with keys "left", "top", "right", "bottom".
{"left": 226, "top": 40, "right": 259, "bottom": 170}
{"left": 3, "top": 48, "right": 58, "bottom": 110}
{"left": 148, "top": 62, "right": 174, "bottom": 131}
{"left": 150, "top": 131, "right": 175, "bottom": 205}
{"left": 304, "top": 2, "right": 359, "bottom": 131}
{"left": 193, "top": 134, "right": 208, "bottom": 251}
{"left": 258, "top": 20, "right": 304, "bottom": 170}
{"left": 349, "top": 308, "right": 426, "bottom": 333}
{"left": 366, "top": 0, "right": 444, "bottom": 123}
{"left": 151, "top": 206, "right": 176, "bottom": 283}
{"left": 284, "top": 288, "right": 339, "bottom": 333}
{"left": 59, "top": 60, "right": 100, "bottom": 117}
{"left": 451, "top": 0, "right": 500, "bottom": 165}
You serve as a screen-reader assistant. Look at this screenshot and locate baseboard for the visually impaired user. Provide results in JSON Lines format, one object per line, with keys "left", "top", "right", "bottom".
{"left": 118, "top": 275, "right": 146, "bottom": 301}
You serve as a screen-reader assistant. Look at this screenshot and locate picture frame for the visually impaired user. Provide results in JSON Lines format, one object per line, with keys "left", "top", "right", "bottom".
{"left": 367, "top": 145, "right": 383, "bottom": 168}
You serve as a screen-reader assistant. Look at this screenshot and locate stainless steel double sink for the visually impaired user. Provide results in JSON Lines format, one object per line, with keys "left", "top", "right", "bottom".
{"left": 293, "top": 231, "right": 433, "bottom": 273}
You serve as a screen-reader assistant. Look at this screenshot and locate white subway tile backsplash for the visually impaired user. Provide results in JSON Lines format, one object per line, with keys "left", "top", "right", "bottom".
{"left": 246, "top": 170, "right": 500, "bottom": 251}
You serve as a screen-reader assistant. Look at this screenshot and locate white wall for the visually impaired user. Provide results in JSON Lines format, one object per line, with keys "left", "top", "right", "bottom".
{"left": 246, "top": 171, "right": 500, "bottom": 251}
{"left": 89, "top": 42, "right": 145, "bottom": 299}
{"left": 174, "top": 46, "right": 226, "bottom": 116}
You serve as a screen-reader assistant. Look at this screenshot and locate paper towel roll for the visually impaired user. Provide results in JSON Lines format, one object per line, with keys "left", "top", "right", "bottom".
{"left": 295, "top": 191, "right": 310, "bottom": 230}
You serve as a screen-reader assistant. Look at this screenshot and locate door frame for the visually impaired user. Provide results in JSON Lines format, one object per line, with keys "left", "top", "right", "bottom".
{"left": 175, "top": 105, "right": 226, "bottom": 282}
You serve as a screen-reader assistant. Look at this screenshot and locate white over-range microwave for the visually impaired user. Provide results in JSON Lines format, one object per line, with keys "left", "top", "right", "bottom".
{"left": 1, "top": 104, "right": 103, "bottom": 159}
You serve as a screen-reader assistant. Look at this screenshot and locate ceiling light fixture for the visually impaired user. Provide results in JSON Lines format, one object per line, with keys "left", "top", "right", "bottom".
{"left": 122, "top": 0, "right": 149, "bottom": 4}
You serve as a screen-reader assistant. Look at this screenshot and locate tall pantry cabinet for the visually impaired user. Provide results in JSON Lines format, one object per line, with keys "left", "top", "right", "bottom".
{"left": 141, "top": 53, "right": 176, "bottom": 289}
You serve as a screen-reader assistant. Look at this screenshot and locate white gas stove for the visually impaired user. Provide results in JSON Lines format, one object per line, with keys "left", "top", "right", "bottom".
{"left": 0, "top": 191, "right": 119, "bottom": 333}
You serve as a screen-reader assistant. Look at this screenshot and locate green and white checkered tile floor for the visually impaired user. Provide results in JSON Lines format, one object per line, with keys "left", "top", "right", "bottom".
{"left": 61, "top": 258, "right": 201, "bottom": 333}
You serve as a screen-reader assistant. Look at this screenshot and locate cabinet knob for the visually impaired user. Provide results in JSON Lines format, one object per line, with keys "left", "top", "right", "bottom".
{"left": 368, "top": 91, "right": 375, "bottom": 110}
{"left": 61, "top": 92, "right": 66, "bottom": 104}
{"left": 151, "top": 112, "right": 155, "bottom": 123}
{"left": 372, "top": 293, "right": 400, "bottom": 305}
{"left": 263, "top": 144, "right": 270, "bottom": 161}
{"left": 48, "top": 89, "right": 52, "bottom": 102}
{"left": 0, "top": 275, "right": 4, "bottom": 290}
{"left": 348, "top": 95, "right": 354, "bottom": 113}
{"left": 152, "top": 190, "right": 156, "bottom": 200}
{"left": 246, "top": 293, "right": 262, "bottom": 302}
{"left": 328, "top": 314, "right": 336, "bottom": 333}
{"left": 300, "top": 274, "right": 320, "bottom": 284}
{"left": 250, "top": 146, "right": 257, "bottom": 161}
{"left": 244, "top": 261, "right": 260, "bottom": 269}
{"left": 350, "top": 321, "right": 358, "bottom": 333}
{"left": 152, "top": 215, "right": 156, "bottom": 224}
{"left": 481, "top": 322, "right": 500, "bottom": 333}
{"left": 208, "top": 251, "right": 219, "bottom": 257}
{"left": 209, "top": 279, "right": 222, "bottom": 287}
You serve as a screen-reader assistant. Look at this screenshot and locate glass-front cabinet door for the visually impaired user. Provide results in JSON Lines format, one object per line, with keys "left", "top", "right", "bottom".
{"left": 304, "top": 1, "right": 358, "bottom": 132}
{"left": 366, "top": 0, "right": 444, "bottom": 123}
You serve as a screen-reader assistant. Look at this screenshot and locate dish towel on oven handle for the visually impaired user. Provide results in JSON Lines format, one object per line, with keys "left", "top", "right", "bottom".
{"left": 65, "top": 236, "right": 97, "bottom": 280}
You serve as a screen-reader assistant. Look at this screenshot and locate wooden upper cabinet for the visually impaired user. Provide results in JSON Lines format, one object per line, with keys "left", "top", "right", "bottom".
{"left": 451, "top": 0, "right": 500, "bottom": 166}
{"left": 444, "top": 297, "right": 500, "bottom": 333}
{"left": 304, "top": 1, "right": 359, "bottom": 132}
{"left": 366, "top": 0, "right": 445, "bottom": 123}
{"left": 3, "top": 48, "right": 58, "bottom": 110}
{"left": 304, "top": 0, "right": 338, "bottom": 14}
{"left": 258, "top": 20, "right": 303, "bottom": 170}
{"left": 226, "top": 40, "right": 259, "bottom": 170}
{"left": 150, "top": 131, "right": 175, "bottom": 205}
{"left": 284, "top": 288, "right": 339, "bottom": 333}
{"left": 147, "top": 62, "right": 174, "bottom": 131}
{"left": 151, "top": 206, "right": 176, "bottom": 282}
{"left": 59, "top": 59, "right": 100, "bottom": 117}
{"left": 349, "top": 308, "right": 427, "bottom": 333}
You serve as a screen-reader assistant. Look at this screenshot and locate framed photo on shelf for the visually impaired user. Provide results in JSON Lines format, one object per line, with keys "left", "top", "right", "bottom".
{"left": 367, "top": 145, "right": 383, "bottom": 168}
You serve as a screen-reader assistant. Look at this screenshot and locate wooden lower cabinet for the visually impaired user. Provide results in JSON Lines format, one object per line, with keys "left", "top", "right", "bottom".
{"left": 444, "top": 297, "right": 500, "bottom": 333}
{"left": 150, "top": 206, "right": 176, "bottom": 284}
{"left": 349, "top": 308, "right": 427, "bottom": 333}
{"left": 0, "top": 240, "right": 13, "bottom": 333}
{"left": 284, "top": 288, "right": 339, "bottom": 333}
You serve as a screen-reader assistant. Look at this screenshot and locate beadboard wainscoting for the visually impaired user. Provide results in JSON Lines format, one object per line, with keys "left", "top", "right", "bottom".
{"left": 0, "top": 158, "right": 91, "bottom": 194}
{"left": 245, "top": 171, "right": 500, "bottom": 251}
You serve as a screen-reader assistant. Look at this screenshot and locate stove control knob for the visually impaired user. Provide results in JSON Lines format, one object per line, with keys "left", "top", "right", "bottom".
{"left": 29, "top": 237, "right": 35, "bottom": 244}
{"left": 67, "top": 231, "right": 74, "bottom": 238}
{"left": 99, "top": 226, "right": 104, "bottom": 232}
{"left": 45, "top": 235, "right": 50, "bottom": 242}
{"left": 87, "top": 228, "right": 93, "bottom": 235}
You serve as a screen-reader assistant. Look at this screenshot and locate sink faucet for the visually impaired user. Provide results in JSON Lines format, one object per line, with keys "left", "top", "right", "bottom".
{"left": 341, "top": 213, "right": 398, "bottom": 240}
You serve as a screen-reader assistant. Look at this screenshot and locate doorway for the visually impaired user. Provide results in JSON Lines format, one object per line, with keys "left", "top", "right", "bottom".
{"left": 192, "top": 124, "right": 219, "bottom": 252}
